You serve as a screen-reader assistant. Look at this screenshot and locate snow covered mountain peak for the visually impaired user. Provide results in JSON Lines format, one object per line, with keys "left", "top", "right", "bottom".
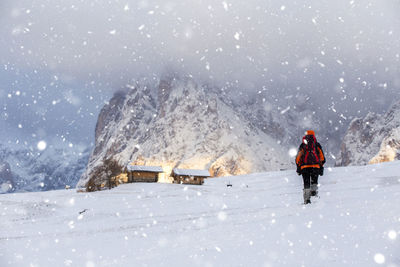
{"left": 78, "top": 75, "right": 293, "bottom": 190}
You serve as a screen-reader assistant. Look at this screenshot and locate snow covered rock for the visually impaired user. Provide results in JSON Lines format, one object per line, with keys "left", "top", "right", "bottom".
{"left": 336, "top": 100, "right": 400, "bottom": 166}
{"left": 78, "top": 75, "right": 293, "bottom": 190}
{"left": 369, "top": 127, "right": 400, "bottom": 164}
{"left": 0, "top": 161, "right": 14, "bottom": 193}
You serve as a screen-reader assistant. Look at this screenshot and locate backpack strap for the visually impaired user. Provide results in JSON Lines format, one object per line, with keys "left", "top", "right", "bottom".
{"left": 316, "top": 142, "right": 326, "bottom": 165}
{"left": 296, "top": 143, "right": 306, "bottom": 166}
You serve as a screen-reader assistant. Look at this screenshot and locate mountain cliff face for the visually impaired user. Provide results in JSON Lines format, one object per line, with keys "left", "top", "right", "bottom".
{"left": 241, "top": 93, "right": 329, "bottom": 149}
{"left": 78, "top": 75, "right": 300, "bottom": 190}
{"left": 336, "top": 101, "right": 400, "bottom": 166}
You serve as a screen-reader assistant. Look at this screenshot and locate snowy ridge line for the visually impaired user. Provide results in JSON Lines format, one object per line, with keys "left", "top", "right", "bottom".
{"left": 0, "top": 142, "right": 90, "bottom": 193}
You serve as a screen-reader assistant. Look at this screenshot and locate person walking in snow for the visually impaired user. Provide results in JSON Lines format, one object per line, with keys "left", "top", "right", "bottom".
{"left": 296, "top": 130, "right": 325, "bottom": 204}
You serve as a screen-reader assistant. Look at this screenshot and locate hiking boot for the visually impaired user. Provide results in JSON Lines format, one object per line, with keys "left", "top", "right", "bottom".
{"left": 303, "top": 188, "right": 312, "bottom": 204}
{"left": 311, "top": 184, "right": 318, "bottom": 197}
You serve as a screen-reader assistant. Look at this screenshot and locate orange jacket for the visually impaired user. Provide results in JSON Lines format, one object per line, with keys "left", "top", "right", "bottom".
{"left": 296, "top": 142, "right": 325, "bottom": 169}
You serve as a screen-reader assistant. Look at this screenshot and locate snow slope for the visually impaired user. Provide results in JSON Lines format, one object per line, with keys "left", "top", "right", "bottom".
{"left": 1, "top": 162, "right": 400, "bottom": 266}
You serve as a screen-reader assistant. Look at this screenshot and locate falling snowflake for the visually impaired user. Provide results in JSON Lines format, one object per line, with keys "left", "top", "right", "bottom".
{"left": 288, "top": 148, "right": 297, "bottom": 157}
{"left": 374, "top": 253, "right": 385, "bottom": 264}
{"left": 217, "top": 211, "right": 227, "bottom": 221}
{"left": 37, "top": 141, "right": 47, "bottom": 151}
{"left": 388, "top": 230, "right": 397, "bottom": 240}
{"left": 222, "top": 1, "right": 228, "bottom": 11}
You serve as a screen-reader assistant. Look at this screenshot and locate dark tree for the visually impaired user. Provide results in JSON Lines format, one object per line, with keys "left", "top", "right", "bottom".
{"left": 86, "top": 158, "right": 122, "bottom": 192}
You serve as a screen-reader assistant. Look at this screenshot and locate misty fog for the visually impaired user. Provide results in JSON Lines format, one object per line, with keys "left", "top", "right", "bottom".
{"left": 1, "top": 0, "right": 400, "bottom": 148}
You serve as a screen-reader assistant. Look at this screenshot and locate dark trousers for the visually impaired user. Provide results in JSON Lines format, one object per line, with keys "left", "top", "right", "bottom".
{"left": 302, "top": 168, "right": 319, "bottom": 189}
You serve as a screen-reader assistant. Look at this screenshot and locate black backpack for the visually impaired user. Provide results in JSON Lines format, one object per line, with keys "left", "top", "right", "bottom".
{"left": 302, "top": 135, "right": 320, "bottom": 165}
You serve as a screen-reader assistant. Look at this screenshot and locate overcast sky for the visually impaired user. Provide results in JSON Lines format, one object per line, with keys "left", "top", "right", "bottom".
{"left": 1, "top": 0, "right": 400, "bottom": 147}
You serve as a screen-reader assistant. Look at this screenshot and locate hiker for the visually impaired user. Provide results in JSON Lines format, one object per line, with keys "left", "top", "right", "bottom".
{"left": 296, "top": 130, "right": 325, "bottom": 204}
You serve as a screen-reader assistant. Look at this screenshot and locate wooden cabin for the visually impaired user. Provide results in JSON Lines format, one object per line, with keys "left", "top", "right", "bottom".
{"left": 172, "top": 168, "right": 211, "bottom": 185}
{"left": 126, "top": 165, "right": 164, "bottom": 183}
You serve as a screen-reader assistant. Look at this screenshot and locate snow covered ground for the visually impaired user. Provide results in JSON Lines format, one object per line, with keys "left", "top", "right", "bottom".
{"left": 1, "top": 161, "right": 400, "bottom": 267}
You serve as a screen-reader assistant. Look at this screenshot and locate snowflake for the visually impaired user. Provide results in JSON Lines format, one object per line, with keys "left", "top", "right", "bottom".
{"left": 374, "top": 253, "right": 385, "bottom": 264}
{"left": 37, "top": 140, "right": 47, "bottom": 151}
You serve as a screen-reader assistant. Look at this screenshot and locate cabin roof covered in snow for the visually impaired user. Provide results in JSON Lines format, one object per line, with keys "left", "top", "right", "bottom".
{"left": 126, "top": 165, "right": 164, "bottom": 173}
{"left": 172, "top": 168, "right": 210, "bottom": 177}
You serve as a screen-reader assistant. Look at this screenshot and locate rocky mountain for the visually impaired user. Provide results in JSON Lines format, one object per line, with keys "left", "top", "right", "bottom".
{"left": 0, "top": 161, "right": 14, "bottom": 193}
{"left": 78, "top": 75, "right": 315, "bottom": 190}
{"left": 240, "top": 92, "right": 331, "bottom": 149}
{"left": 336, "top": 100, "right": 400, "bottom": 166}
{"left": 0, "top": 143, "right": 90, "bottom": 193}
